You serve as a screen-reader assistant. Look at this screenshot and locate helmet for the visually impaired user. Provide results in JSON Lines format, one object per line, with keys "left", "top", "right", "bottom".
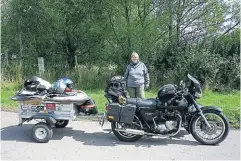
{"left": 58, "top": 77, "right": 73, "bottom": 90}
{"left": 157, "top": 84, "right": 177, "bottom": 103}
{"left": 52, "top": 80, "right": 67, "bottom": 94}
{"left": 59, "top": 77, "right": 73, "bottom": 85}
{"left": 31, "top": 76, "right": 42, "bottom": 83}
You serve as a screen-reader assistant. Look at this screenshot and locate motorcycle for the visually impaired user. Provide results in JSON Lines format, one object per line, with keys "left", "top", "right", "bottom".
{"left": 102, "top": 74, "right": 230, "bottom": 145}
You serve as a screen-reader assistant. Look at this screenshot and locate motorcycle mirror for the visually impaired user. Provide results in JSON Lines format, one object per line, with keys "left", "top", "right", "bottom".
{"left": 180, "top": 80, "right": 183, "bottom": 85}
{"left": 179, "top": 80, "right": 185, "bottom": 89}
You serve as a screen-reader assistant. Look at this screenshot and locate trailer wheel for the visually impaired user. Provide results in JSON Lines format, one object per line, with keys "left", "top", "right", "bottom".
{"left": 32, "top": 122, "right": 53, "bottom": 143}
{"left": 55, "top": 120, "right": 69, "bottom": 128}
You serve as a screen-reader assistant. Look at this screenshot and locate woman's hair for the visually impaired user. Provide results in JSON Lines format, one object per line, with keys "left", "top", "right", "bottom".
{"left": 131, "top": 51, "right": 139, "bottom": 59}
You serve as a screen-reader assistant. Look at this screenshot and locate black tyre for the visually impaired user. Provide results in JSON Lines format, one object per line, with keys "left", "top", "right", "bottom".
{"left": 190, "top": 110, "right": 229, "bottom": 145}
{"left": 32, "top": 122, "right": 53, "bottom": 143}
{"left": 111, "top": 116, "right": 143, "bottom": 142}
{"left": 55, "top": 120, "right": 69, "bottom": 128}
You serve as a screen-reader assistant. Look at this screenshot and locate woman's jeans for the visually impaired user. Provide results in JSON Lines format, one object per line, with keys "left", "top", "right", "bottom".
{"left": 127, "top": 87, "right": 145, "bottom": 99}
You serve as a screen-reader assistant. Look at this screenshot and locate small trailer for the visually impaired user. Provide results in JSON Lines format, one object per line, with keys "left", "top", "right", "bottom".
{"left": 18, "top": 99, "right": 79, "bottom": 143}
{"left": 12, "top": 89, "right": 99, "bottom": 143}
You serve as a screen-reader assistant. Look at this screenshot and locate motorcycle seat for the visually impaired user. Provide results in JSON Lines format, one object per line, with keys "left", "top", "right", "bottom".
{"left": 126, "top": 98, "right": 158, "bottom": 108}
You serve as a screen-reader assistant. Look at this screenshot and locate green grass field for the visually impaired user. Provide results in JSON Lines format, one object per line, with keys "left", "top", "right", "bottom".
{"left": 1, "top": 82, "right": 240, "bottom": 127}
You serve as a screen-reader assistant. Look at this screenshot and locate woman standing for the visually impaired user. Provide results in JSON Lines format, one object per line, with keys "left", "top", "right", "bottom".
{"left": 124, "top": 51, "right": 150, "bottom": 99}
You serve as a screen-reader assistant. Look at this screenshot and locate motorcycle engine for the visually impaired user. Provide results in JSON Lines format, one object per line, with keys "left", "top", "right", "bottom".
{"left": 156, "top": 121, "right": 178, "bottom": 132}
{"left": 155, "top": 110, "right": 180, "bottom": 132}
{"left": 165, "top": 121, "right": 178, "bottom": 130}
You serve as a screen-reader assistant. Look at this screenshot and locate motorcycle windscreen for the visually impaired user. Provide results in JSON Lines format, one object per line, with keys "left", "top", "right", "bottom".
{"left": 187, "top": 73, "right": 202, "bottom": 96}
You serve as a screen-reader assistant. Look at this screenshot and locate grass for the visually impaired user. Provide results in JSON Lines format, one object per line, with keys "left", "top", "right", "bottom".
{"left": 1, "top": 82, "right": 23, "bottom": 108}
{"left": 196, "top": 90, "right": 240, "bottom": 127}
{"left": 1, "top": 82, "right": 240, "bottom": 127}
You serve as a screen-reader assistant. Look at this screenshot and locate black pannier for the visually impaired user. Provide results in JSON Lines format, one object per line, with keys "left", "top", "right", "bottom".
{"left": 157, "top": 84, "right": 177, "bottom": 103}
{"left": 106, "top": 103, "right": 136, "bottom": 124}
{"left": 105, "top": 76, "right": 127, "bottom": 102}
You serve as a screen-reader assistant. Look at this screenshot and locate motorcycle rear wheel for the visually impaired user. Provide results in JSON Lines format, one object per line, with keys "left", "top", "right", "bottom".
{"left": 111, "top": 116, "right": 143, "bottom": 142}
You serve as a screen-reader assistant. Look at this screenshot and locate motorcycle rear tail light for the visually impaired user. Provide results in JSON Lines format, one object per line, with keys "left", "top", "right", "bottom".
{"left": 106, "top": 106, "right": 110, "bottom": 110}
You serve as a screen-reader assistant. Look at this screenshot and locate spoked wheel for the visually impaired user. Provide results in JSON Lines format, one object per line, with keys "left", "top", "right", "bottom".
{"left": 111, "top": 115, "right": 143, "bottom": 142}
{"left": 32, "top": 122, "right": 53, "bottom": 143}
{"left": 191, "top": 111, "right": 229, "bottom": 145}
{"left": 55, "top": 120, "right": 69, "bottom": 128}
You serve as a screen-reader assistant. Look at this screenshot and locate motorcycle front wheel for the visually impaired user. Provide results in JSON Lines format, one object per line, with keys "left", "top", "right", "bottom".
{"left": 111, "top": 115, "right": 143, "bottom": 142}
{"left": 191, "top": 110, "right": 229, "bottom": 145}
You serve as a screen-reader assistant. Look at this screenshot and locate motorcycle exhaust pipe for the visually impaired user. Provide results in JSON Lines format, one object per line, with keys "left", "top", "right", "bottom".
{"left": 115, "top": 115, "right": 182, "bottom": 137}
{"left": 116, "top": 128, "right": 163, "bottom": 136}
{"left": 115, "top": 128, "right": 180, "bottom": 137}
{"left": 115, "top": 129, "right": 145, "bottom": 135}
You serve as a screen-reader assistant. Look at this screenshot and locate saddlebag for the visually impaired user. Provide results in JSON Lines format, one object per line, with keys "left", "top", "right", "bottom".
{"left": 106, "top": 103, "right": 136, "bottom": 124}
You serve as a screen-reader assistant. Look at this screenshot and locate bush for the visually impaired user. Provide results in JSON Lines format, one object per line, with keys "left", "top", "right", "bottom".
{"left": 151, "top": 47, "right": 240, "bottom": 91}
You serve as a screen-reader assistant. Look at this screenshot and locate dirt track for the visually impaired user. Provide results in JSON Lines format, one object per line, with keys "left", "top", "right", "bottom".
{"left": 1, "top": 111, "right": 240, "bottom": 160}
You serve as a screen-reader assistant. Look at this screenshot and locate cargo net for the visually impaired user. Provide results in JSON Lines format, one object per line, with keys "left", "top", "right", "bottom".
{"left": 105, "top": 76, "right": 127, "bottom": 103}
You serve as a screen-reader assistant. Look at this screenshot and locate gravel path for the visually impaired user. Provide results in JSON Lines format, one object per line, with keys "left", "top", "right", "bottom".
{"left": 1, "top": 111, "right": 240, "bottom": 160}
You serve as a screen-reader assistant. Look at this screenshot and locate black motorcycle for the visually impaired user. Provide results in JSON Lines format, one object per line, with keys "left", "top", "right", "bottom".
{"left": 102, "top": 74, "right": 229, "bottom": 145}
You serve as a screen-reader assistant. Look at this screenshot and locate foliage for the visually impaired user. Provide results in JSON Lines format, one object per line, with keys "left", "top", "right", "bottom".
{"left": 1, "top": 0, "right": 240, "bottom": 91}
